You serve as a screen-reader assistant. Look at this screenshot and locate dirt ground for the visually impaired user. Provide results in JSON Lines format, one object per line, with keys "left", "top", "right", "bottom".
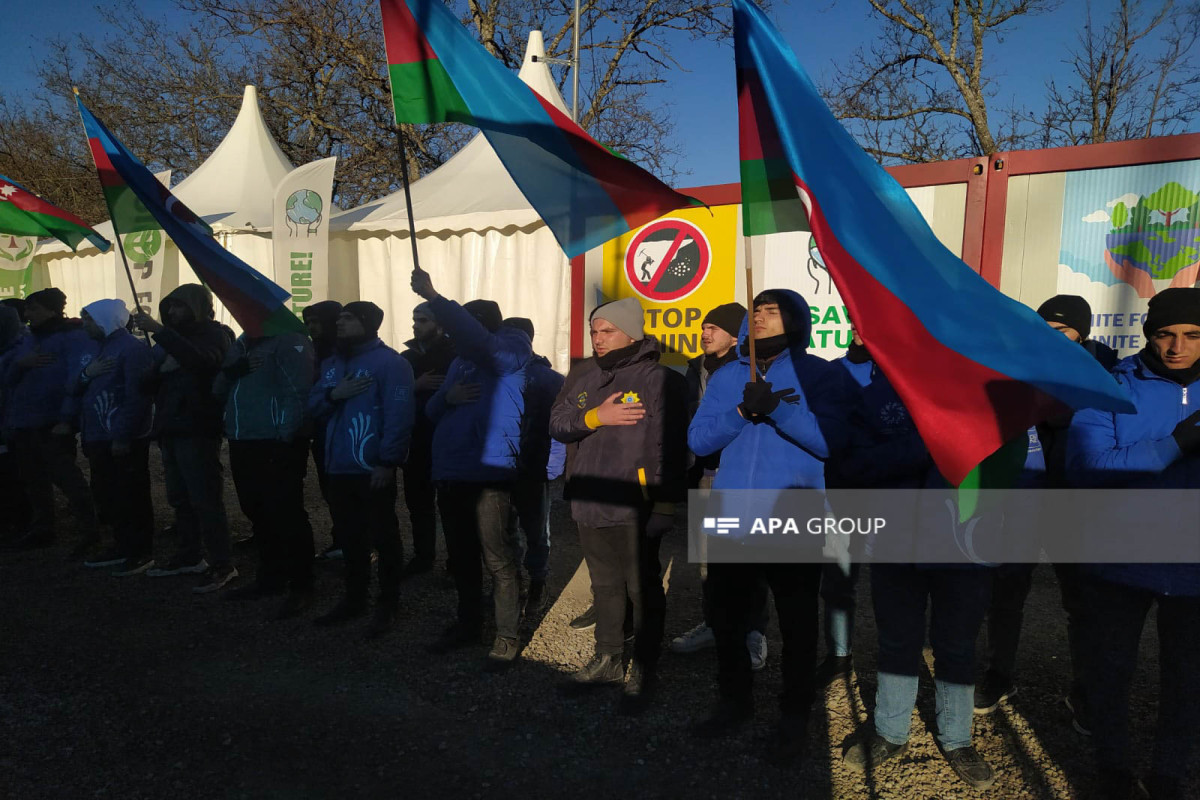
{"left": 0, "top": 447, "right": 1192, "bottom": 799}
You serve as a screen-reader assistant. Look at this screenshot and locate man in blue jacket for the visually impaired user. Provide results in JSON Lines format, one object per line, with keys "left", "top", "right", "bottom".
{"left": 413, "top": 269, "right": 531, "bottom": 670}
{"left": 503, "top": 316, "right": 565, "bottom": 616}
{"left": 688, "top": 289, "right": 855, "bottom": 762}
{"left": 309, "top": 301, "right": 414, "bottom": 638}
{"left": 73, "top": 299, "right": 155, "bottom": 575}
{"left": 214, "top": 320, "right": 316, "bottom": 618}
{"left": 1067, "top": 287, "right": 1200, "bottom": 800}
{"left": 5, "top": 288, "right": 99, "bottom": 552}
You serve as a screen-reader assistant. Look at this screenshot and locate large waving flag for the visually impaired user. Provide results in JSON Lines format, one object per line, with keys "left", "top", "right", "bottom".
{"left": 380, "top": 0, "right": 697, "bottom": 257}
{"left": 733, "top": 0, "right": 1133, "bottom": 485}
{"left": 76, "top": 97, "right": 304, "bottom": 337}
{"left": 0, "top": 175, "right": 110, "bottom": 253}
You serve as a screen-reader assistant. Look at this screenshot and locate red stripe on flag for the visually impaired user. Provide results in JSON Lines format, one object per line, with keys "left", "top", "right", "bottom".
{"left": 86, "top": 138, "right": 125, "bottom": 190}
{"left": 738, "top": 67, "right": 789, "bottom": 163}
{"left": 797, "top": 174, "right": 1064, "bottom": 484}
{"left": 381, "top": 0, "right": 440, "bottom": 66}
{"left": 1, "top": 182, "right": 96, "bottom": 229}
{"left": 529, "top": 92, "right": 688, "bottom": 230}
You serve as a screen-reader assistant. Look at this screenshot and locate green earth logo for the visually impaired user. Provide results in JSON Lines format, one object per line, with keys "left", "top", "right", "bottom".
{"left": 123, "top": 230, "right": 162, "bottom": 263}
{"left": 286, "top": 189, "right": 323, "bottom": 236}
{"left": 1104, "top": 181, "right": 1200, "bottom": 298}
{"left": 0, "top": 234, "right": 35, "bottom": 266}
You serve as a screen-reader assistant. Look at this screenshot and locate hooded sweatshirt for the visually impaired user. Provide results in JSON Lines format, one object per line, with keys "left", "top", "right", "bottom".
{"left": 214, "top": 332, "right": 315, "bottom": 442}
{"left": 146, "top": 284, "right": 231, "bottom": 437}
{"left": 73, "top": 299, "right": 153, "bottom": 443}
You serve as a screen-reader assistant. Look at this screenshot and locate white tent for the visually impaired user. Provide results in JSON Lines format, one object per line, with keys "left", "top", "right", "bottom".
{"left": 34, "top": 86, "right": 309, "bottom": 329}
{"left": 332, "top": 31, "right": 571, "bottom": 371}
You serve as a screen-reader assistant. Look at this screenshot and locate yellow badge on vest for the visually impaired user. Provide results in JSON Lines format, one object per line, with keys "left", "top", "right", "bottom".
{"left": 619, "top": 391, "right": 641, "bottom": 404}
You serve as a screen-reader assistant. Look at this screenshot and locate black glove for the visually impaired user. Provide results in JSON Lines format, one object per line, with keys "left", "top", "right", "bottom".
{"left": 1172, "top": 408, "right": 1200, "bottom": 453}
{"left": 644, "top": 512, "right": 675, "bottom": 538}
{"left": 739, "top": 380, "right": 797, "bottom": 417}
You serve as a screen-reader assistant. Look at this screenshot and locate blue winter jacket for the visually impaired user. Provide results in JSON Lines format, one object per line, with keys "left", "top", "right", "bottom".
{"left": 215, "top": 332, "right": 314, "bottom": 442}
{"left": 3, "top": 318, "right": 97, "bottom": 430}
{"left": 308, "top": 338, "right": 415, "bottom": 476}
{"left": 426, "top": 296, "right": 531, "bottom": 483}
{"left": 72, "top": 329, "right": 154, "bottom": 443}
{"left": 1067, "top": 353, "right": 1200, "bottom": 596}
{"left": 689, "top": 290, "right": 857, "bottom": 492}
{"left": 520, "top": 354, "right": 566, "bottom": 481}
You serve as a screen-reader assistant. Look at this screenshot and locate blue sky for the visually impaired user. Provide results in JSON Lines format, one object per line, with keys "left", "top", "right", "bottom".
{"left": 4, "top": 1, "right": 1174, "bottom": 188}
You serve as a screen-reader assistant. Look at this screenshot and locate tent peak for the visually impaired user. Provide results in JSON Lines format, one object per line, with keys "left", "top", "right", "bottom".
{"left": 517, "top": 31, "right": 570, "bottom": 117}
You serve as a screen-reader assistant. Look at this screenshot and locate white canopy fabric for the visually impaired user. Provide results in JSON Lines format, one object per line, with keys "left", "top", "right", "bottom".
{"left": 334, "top": 31, "right": 572, "bottom": 371}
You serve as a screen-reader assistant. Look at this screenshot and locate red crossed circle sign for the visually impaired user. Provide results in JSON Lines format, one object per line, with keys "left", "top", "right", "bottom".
{"left": 623, "top": 218, "right": 711, "bottom": 303}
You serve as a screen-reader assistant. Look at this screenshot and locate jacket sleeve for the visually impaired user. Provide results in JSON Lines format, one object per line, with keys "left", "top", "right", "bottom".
{"left": 768, "top": 363, "right": 855, "bottom": 461}
{"left": 59, "top": 333, "right": 97, "bottom": 425}
{"left": 211, "top": 336, "right": 246, "bottom": 405}
{"left": 2, "top": 337, "right": 32, "bottom": 387}
{"left": 547, "top": 439, "right": 567, "bottom": 480}
{"left": 1066, "top": 406, "right": 1181, "bottom": 486}
{"left": 274, "top": 335, "right": 315, "bottom": 441}
{"left": 110, "top": 340, "right": 154, "bottom": 441}
{"left": 153, "top": 324, "right": 228, "bottom": 374}
{"left": 549, "top": 371, "right": 598, "bottom": 444}
{"left": 646, "top": 368, "right": 689, "bottom": 505}
{"left": 307, "top": 355, "right": 338, "bottom": 423}
{"left": 687, "top": 367, "right": 748, "bottom": 456}
{"left": 377, "top": 355, "right": 415, "bottom": 468}
{"left": 427, "top": 296, "right": 530, "bottom": 376}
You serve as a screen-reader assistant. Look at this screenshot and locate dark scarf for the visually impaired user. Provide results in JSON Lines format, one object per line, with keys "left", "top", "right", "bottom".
{"left": 1139, "top": 345, "right": 1200, "bottom": 386}
{"left": 845, "top": 341, "right": 871, "bottom": 363}
{"left": 336, "top": 334, "right": 372, "bottom": 358}
{"left": 595, "top": 340, "right": 641, "bottom": 371}
{"left": 702, "top": 347, "right": 738, "bottom": 376}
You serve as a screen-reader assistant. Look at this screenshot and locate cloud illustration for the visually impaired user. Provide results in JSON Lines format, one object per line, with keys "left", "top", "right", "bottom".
{"left": 1082, "top": 210, "right": 1111, "bottom": 223}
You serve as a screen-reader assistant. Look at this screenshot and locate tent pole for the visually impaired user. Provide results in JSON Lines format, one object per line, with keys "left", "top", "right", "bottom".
{"left": 395, "top": 126, "right": 422, "bottom": 273}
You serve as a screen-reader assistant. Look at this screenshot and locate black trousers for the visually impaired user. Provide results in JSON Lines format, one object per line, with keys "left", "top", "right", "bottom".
{"left": 310, "top": 432, "right": 342, "bottom": 551}
{"left": 327, "top": 473, "right": 402, "bottom": 606}
{"left": 82, "top": 439, "right": 154, "bottom": 559}
{"left": 0, "top": 445, "right": 31, "bottom": 535}
{"left": 11, "top": 427, "right": 96, "bottom": 540}
{"left": 577, "top": 522, "right": 665, "bottom": 666}
{"left": 228, "top": 439, "right": 314, "bottom": 592}
{"left": 708, "top": 562, "right": 821, "bottom": 715}
{"left": 403, "top": 452, "right": 438, "bottom": 564}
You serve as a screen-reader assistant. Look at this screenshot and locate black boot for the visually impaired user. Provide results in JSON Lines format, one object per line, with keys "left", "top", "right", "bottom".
{"left": 693, "top": 698, "right": 754, "bottom": 738}
{"left": 572, "top": 653, "right": 624, "bottom": 685}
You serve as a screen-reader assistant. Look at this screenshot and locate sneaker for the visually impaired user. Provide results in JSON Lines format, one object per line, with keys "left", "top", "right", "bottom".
{"left": 1064, "top": 692, "right": 1093, "bottom": 736}
{"left": 274, "top": 588, "right": 313, "bottom": 620}
{"left": 193, "top": 564, "right": 239, "bottom": 594}
{"left": 365, "top": 604, "right": 398, "bottom": 639}
{"left": 569, "top": 605, "right": 597, "bottom": 631}
{"left": 485, "top": 636, "right": 520, "bottom": 671}
{"left": 816, "top": 654, "right": 855, "bottom": 686}
{"left": 843, "top": 732, "right": 909, "bottom": 772}
{"left": 974, "top": 675, "right": 1018, "bottom": 714}
{"left": 944, "top": 745, "right": 995, "bottom": 790}
{"left": 670, "top": 622, "right": 716, "bottom": 653}
{"left": 692, "top": 698, "right": 754, "bottom": 738}
{"left": 147, "top": 556, "right": 209, "bottom": 577}
{"left": 83, "top": 548, "right": 127, "bottom": 568}
{"left": 747, "top": 630, "right": 768, "bottom": 671}
{"left": 317, "top": 545, "right": 343, "bottom": 561}
{"left": 313, "top": 599, "right": 367, "bottom": 626}
{"left": 112, "top": 555, "right": 155, "bottom": 577}
{"left": 572, "top": 653, "right": 624, "bottom": 685}
{"left": 427, "top": 621, "right": 482, "bottom": 653}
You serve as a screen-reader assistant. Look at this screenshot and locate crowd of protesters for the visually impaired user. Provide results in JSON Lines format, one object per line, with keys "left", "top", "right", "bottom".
{"left": 1, "top": 273, "right": 1196, "bottom": 800}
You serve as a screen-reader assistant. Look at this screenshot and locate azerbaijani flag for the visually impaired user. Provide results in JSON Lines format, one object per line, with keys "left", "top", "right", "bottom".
{"left": 733, "top": 0, "right": 1133, "bottom": 486}
{"left": 380, "top": 0, "right": 697, "bottom": 257}
{"left": 76, "top": 97, "right": 304, "bottom": 337}
{"left": 0, "top": 175, "right": 110, "bottom": 252}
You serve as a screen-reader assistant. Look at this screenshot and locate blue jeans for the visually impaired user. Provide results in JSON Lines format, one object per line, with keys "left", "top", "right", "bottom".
{"left": 822, "top": 561, "right": 860, "bottom": 658}
{"left": 1080, "top": 575, "right": 1200, "bottom": 780}
{"left": 870, "top": 565, "right": 993, "bottom": 751}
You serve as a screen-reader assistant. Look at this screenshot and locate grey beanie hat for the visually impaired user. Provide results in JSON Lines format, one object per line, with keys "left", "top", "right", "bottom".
{"left": 590, "top": 298, "right": 645, "bottom": 341}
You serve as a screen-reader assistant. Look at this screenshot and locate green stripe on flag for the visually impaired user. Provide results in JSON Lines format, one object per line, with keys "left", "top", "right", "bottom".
{"left": 103, "top": 185, "right": 161, "bottom": 234}
{"left": 388, "top": 60, "right": 470, "bottom": 124}
{"left": 956, "top": 435, "right": 1029, "bottom": 523}
{"left": 740, "top": 157, "right": 808, "bottom": 236}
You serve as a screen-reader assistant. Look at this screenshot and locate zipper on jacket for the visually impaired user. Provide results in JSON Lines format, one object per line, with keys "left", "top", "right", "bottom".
{"left": 1184, "top": 387, "right": 1189, "bottom": 406}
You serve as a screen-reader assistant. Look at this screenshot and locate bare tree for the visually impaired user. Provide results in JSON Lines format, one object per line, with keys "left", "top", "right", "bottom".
{"left": 822, "top": 0, "right": 1056, "bottom": 162}
{"left": 1035, "top": 0, "right": 1200, "bottom": 147}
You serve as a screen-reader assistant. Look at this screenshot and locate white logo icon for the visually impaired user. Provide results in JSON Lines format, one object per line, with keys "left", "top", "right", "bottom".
{"left": 702, "top": 517, "right": 740, "bottom": 535}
